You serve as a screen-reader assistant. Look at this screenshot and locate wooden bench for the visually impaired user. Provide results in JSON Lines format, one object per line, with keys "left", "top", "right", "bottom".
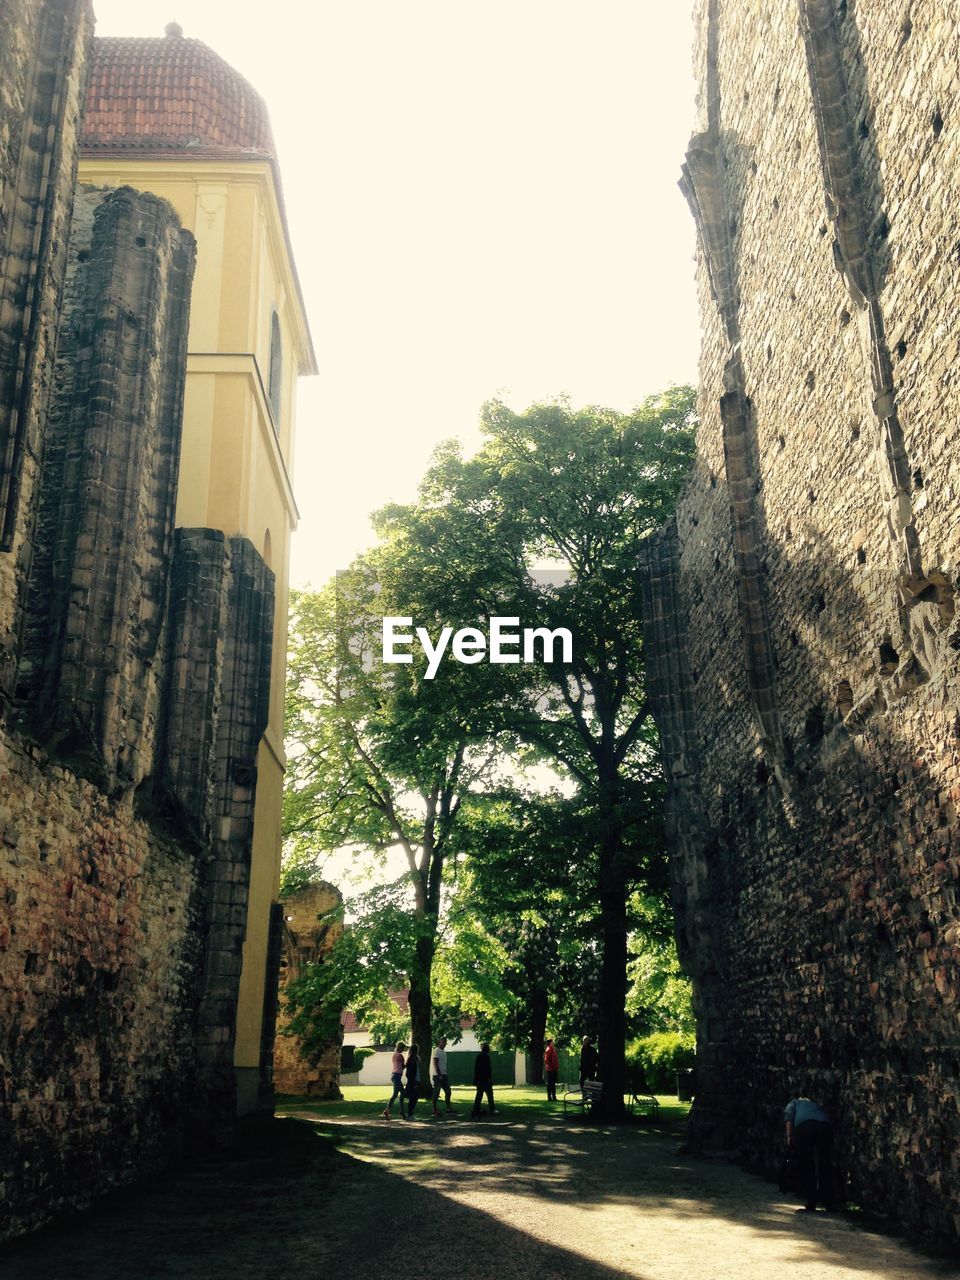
{"left": 562, "top": 1079, "right": 603, "bottom": 1113}
{"left": 562, "top": 1078, "right": 661, "bottom": 1117}
{"left": 627, "top": 1070, "right": 661, "bottom": 1118}
{"left": 627, "top": 1087, "right": 661, "bottom": 1117}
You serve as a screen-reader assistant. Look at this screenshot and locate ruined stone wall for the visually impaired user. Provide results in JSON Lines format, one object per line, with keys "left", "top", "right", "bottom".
{"left": 0, "top": 3, "right": 277, "bottom": 1240}
{"left": 0, "top": 733, "right": 203, "bottom": 1236}
{"left": 273, "top": 882, "right": 344, "bottom": 1098}
{"left": 643, "top": 0, "right": 960, "bottom": 1244}
{"left": 0, "top": 0, "right": 92, "bottom": 695}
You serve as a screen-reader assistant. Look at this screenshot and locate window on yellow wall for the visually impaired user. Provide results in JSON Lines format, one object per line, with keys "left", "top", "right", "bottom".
{"left": 268, "top": 311, "right": 282, "bottom": 428}
{"left": 263, "top": 528, "right": 272, "bottom": 568}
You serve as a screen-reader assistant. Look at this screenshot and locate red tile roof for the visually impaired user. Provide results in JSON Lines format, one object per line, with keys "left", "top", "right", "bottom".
{"left": 341, "top": 989, "right": 476, "bottom": 1034}
{"left": 341, "top": 990, "right": 410, "bottom": 1033}
{"left": 78, "top": 28, "right": 319, "bottom": 376}
{"left": 81, "top": 32, "right": 275, "bottom": 157}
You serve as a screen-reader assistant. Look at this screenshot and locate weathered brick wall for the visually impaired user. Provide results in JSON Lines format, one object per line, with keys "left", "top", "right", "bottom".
{"left": 0, "top": 8, "right": 278, "bottom": 1241}
{"left": 0, "top": 0, "right": 92, "bottom": 695}
{"left": 17, "top": 185, "right": 195, "bottom": 791}
{"left": 643, "top": 0, "right": 960, "bottom": 1244}
{"left": 273, "top": 882, "right": 344, "bottom": 1098}
{"left": 0, "top": 733, "right": 203, "bottom": 1237}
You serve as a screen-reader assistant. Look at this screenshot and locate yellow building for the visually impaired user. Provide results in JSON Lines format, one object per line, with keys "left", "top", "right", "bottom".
{"left": 79, "top": 24, "right": 317, "bottom": 1112}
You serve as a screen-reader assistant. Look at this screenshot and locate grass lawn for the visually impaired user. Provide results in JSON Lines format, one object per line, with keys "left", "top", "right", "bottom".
{"left": 276, "top": 1084, "right": 691, "bottom": 1126}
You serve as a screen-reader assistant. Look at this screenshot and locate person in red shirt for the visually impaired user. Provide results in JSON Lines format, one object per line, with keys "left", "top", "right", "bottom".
{"left": 543, "top": 1038, "right": 559, "bottom": 1101}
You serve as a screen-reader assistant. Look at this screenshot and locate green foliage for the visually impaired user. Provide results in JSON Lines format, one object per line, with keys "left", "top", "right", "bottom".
{"left": 281, "top": 876, "right": 422, "bottom": 1060}
{"left": 281, "top": 387, "right": 698, "bottom": 1087}
{"left": 282, "top": 935, "right": 356, "bottom": 1062}
{"left": 626, "top": 892, "right": 694, "bottom": 1036}
{"left": 281, "top": 550, "right": 513, "bottom": 1061}
{"left": 278, "top": 853, "right": 325, "bottom": 899}
{"left": 626, "top": 1031, "right": 695, "bottom": 1093}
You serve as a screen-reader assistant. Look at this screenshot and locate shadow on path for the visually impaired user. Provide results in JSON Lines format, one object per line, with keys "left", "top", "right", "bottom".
{"left": 295, "top": 1108, "right": 960, "bottom": 1279}
{"left": 0, "top": 1117, "right": 637, "bottom": 1280}
{"left": 1, "top": 1113, "right": 957, "bottom": 1280}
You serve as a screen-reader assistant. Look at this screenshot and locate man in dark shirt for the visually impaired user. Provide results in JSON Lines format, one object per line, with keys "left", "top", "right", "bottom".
{"left": 579, "top": 1035, "right": 598, "bottom": 1087}
{"left": 471, "top": 1042, "right": 496, "bottom": 1118}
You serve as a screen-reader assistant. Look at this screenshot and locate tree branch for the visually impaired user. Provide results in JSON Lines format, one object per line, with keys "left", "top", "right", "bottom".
{"left": 613, "top": 700, "right": 651, "bottom": 767}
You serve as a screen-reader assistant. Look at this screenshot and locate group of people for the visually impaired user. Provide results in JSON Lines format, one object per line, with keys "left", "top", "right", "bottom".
{"left": 384, "top": 1030, "right": 600, "bottom": 1118}
{"left": 382, "top": 1035, "right": 497, "bottom": 1122}
{"left": 382, "top": 1032, "right": 598, "bottom": 1121}
{"left": 381, "top": 1036, "right": 837, "bottom": 1214}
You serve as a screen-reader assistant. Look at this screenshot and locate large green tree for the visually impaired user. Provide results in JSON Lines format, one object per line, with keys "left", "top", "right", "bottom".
{"left": 374, "top": 387, "right": 697, "bottom": 1114}
{"left": 282, "top": 558, "right": 506, "bottom": 1068}
{"left": 447, "top": 788, "right": 603, "bottom": 1075}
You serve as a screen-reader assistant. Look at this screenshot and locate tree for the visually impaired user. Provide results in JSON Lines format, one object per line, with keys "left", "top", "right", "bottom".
{"left": 447, "top": 788, "right": 603, "bottom": 1074}
{"left": 375, "top": 387, "right": 697, "bottom": 1115}
{"left": 282, "top": 556, "right": 505, "bottom": 1069}
{"left": 626, "top": 892, "right": 694, "bottom": 1036}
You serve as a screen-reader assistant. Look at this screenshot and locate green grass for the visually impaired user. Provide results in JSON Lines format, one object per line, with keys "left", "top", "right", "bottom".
{"left": 276, "top": 1084, "right": 691, "bottom": 1125}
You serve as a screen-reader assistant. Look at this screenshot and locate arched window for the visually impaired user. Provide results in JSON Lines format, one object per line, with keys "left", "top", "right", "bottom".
{"left": 268, "top": 311, "right": 282, "bottom": 425}
{"left": 263, "top": 528, "right": 272, "bottom": 568}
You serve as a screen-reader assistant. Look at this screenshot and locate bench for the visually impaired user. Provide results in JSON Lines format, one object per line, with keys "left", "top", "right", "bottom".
{"left": 627, "top": 1087, "right": 661, "bottom": 1117}
{"left": 562, "top": 1079, "right": 604, "bottom": 1113}
{"left": 562, "top": 1078, "right": 661, "bottom": 1117}
{"left": 627, "top": 1070, "right": 661, "bottom": 1117}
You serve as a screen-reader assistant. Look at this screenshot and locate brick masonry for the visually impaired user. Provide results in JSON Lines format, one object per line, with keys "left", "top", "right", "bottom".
{"left": 642, "top": 0, "right": 960, "bottom": 1244}
{"left": 0, "top": 0, "right": 91, "bottom": 695}
{"left": 0, "top": 0, "right": 277, "bottom": 1241}
{"left": 273, "top": 881, "right": 344, "bottom": 1099}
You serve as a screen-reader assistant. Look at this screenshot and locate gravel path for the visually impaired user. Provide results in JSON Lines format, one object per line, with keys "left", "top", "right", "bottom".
{"left": 1, "top": 1109, "right": 956, "bottom": 1279}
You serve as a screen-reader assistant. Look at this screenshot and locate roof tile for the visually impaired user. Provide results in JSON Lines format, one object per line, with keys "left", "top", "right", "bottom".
{"left": 81, "top": 34, "right": 275, "bottom": 157}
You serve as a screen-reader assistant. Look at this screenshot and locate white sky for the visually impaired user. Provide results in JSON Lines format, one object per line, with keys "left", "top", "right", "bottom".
{"left": 91, "top": 1, "right": 700, "bottom": 588}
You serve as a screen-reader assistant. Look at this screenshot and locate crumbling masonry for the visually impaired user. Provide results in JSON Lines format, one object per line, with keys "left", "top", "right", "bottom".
{"left": 272, "top": 881, "right": 344, "bottom": 1098}
{"left": 0, "top": 0, "right": 274, "bottom": 1238}
{"left": 642, "top": 0, "right": 960, "bottom": 1244}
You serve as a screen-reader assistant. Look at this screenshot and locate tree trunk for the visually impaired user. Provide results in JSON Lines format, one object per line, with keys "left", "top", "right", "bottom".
{"left": 596, "top": 874, "right": 628, "bottom": 1119}
{"left": 529, "top": 987, "right": 548, "bottom": 1084}
{"left": 407, "top": 933, "right": 434, "bottom": 1096}
{"left": 596, "top": 773, "right": 627, "bottom": 1120}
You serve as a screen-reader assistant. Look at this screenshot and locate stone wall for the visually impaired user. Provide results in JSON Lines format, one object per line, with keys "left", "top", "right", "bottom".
{"left": 0, "top": 0, "right": 92, "bottom": 696}
{"left": 0, "top": 1, "right": 277, "bottom": 1240}
{"left": 642, "top": 0, "right": 960, "bottom": 1244}
{"left": 273, "top": 882, "right": 344, "bottom": 1098}
{"left": 0, "top": 731, "right": 202, "bottom": 1236}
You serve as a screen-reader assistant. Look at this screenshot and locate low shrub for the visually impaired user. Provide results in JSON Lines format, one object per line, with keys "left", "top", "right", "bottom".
{"left": 626, "top": 1031, "right": 695, "bottom": 1094}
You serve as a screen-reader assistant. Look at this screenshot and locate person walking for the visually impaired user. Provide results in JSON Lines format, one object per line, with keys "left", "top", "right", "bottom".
{"left": 405, "top": 1044, "right": 422, "bottom": 1120}
{"left": 431, "top": 1035, "right": 456, "bottom": 1117}
{"left": 471, "top": 1043, "right": 497, "bottom": 1118}
{"left": 579, "top": 1035, "right": 598, "bottom": 1088}
{"left": 382, "top": 1041, "right": 407, "bottom": 1119}
{"left": 543, "top": 1038, "right": 559, "bottom": 1101}
{"left": 784, "top": 1085, "right": 836, "bottom": 1212}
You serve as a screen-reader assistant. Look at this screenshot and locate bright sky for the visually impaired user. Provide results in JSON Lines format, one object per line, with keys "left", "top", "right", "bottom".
{"left": 91, "top": 1, "right": 700, "bottom": 588}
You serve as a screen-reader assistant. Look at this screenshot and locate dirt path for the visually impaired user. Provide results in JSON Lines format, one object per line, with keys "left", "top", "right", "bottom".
{"left": 1, "top": 1110, "right": 957, "bottom": 1280}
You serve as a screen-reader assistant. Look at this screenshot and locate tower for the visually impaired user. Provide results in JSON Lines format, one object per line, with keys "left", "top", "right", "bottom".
{"left": 78, "top": 26, "right": 317, "bottom": 1111}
